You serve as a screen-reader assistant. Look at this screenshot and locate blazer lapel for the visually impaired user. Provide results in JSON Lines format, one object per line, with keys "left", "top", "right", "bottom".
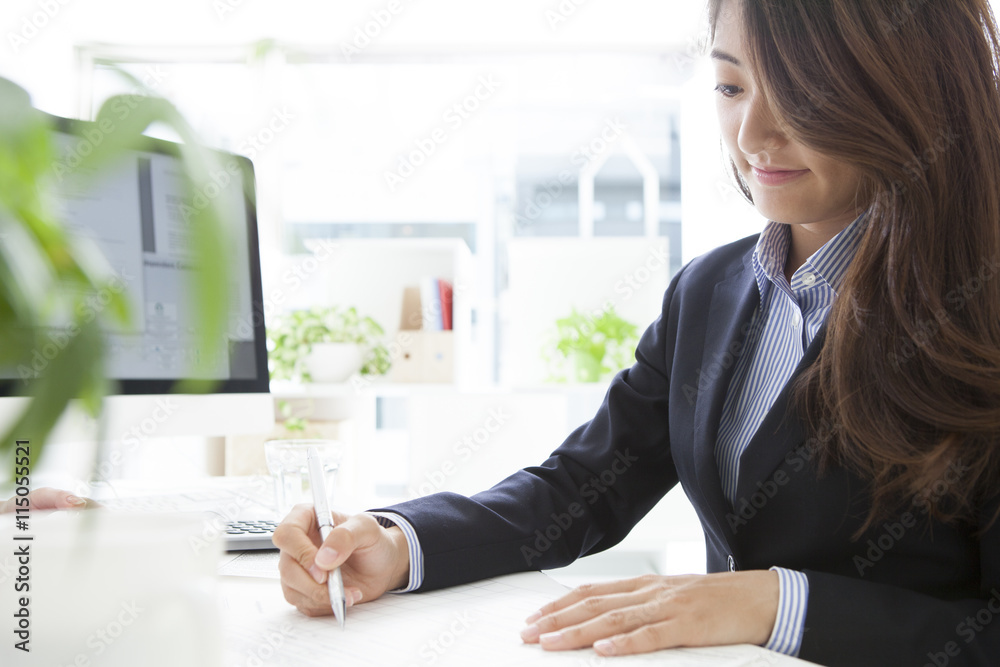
{"left": 688, "top": 250, "right": 760, "bottom": 547}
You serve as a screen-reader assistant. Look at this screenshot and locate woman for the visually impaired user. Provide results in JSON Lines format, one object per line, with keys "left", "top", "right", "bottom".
{"left": 274, "top": 1, "right": 1000, "bottom": 665}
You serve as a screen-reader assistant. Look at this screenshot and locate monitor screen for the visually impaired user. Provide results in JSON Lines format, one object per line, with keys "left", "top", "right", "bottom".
{"left": 2, "top": 115, "right": 269, "bottom": 395}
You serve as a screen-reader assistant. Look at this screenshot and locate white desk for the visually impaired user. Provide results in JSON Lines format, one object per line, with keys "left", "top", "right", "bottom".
{"left": 219, "top": 566, "right": 820, "bottom": 667}
{"left": 9, "top": 478, "right": 818, "bottom": 666}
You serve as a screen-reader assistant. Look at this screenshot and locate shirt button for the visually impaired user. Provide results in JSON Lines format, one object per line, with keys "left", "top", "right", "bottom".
{"left": 801, "top": 272, "right": 817, "bottom": 287}
{"left": 791, "top": 313, "right": 801, "bottom": 328}
{"left": 728, "top": 555, "right": 736, "bottom": 572}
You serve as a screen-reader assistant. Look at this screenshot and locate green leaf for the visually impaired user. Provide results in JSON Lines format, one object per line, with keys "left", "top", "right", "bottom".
{"left": 1, "top": 319, "right": 105, "bottom": 469}
{"left": 0, "top": 75, "right": 233, "bottom": 476}
{"left": 267, "top": 305, "right": 391, "bottom": 382}
{"left": 542, "top": 305, "right": 640, "bottom": 384}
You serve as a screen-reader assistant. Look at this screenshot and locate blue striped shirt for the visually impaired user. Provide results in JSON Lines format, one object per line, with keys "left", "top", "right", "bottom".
{"left": 367, "top": 512, "right": 425, "bottom": 592}
{"left": 373, "top": 214, "right": 865, "bottom": 654}
{"left": 716, "top": 215, "right": 864, "bottom": 656}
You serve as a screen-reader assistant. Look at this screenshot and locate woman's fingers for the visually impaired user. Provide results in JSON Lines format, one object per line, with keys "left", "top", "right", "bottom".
{"left": 277, "top": 550, "right": 333, "bottom": 616}
{"left": 0, "top": 487, "right": 92, "bottom": 513}
{"left": 521, "top": 572, "right": 780, "bottom": 655}
{"left": 272, "top": 503, "right": 333, "bottom": 606}
{"left": 32, "top": 487, "right": 88, "bottom": 509}
{"left": 311, "top": 513, "right": 383, "bottom": 573}
{"left": 272, "top": 505, "right": 321, "bottom": 558}
{"left": 521, "top": 588, "right": 652, "bottom": 642}
{"left": 525, "top": 573, "right": 697, "bottom": 628}
{"left": 274, "top": 506, "right": 401, "bottom": 617}
{"left": 526, "top": 575, "right": 659, "bottom": 623}
{"left": 594, "top": 619, "right": 686, "bottom": 657}
{"left": 531, "top": 593, "right": 680, "bottom": 651}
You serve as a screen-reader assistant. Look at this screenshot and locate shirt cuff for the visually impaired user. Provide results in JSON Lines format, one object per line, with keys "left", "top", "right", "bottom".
{"left": 366, "top": 511, "right": 425, "bottom": 593}
{"left": 764, "top": 567, "right": 809, "bottom": 657}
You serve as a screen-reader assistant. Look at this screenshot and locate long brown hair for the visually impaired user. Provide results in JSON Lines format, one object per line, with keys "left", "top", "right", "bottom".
{"left": 708, "top": 0, "right": 1000, "bottom": 530}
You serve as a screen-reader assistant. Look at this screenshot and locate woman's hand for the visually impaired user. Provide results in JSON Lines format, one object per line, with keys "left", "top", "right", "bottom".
{"left": 273, "top": 504, "right": 411, "bottom": 617}
{"left": 0, "top": 487, "right": 92, "bottom": 513}
{"left": 520, "top": 571, "right": 780, "bottom": 657}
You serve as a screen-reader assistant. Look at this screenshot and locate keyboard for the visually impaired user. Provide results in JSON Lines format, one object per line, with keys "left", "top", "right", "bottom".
{"left": 91, "top": 487, "right": 281, "bottom": 552}
{"left": 223, "top": 520, "right": 280, "bottom": 551}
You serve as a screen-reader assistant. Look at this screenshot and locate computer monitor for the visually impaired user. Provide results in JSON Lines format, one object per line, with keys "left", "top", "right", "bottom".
{"left": 0, "top": 114, "right": 274, "bottom": 465}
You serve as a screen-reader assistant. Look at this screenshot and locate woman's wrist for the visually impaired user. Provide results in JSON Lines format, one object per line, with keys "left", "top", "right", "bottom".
{"left": 749, "top": 569, "right": 781, "bottom": 646}
{"left": 386, "top": 525, "right": 411, "bottom": 591}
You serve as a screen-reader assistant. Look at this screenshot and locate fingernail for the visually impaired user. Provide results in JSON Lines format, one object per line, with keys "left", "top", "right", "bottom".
{"left": 520, "top": 624, "right": 540, "bottom": 642}
{"left": 67, "top": 496, "right": 86, "bottom": 507}
{"left": 315, "top": 547, "right": 338, "bottom": 568}
{"left": 353, "top": 590, "right": 363, "bottom": 604}
{"left": 594, "top": 639, "right": 617, "bottom": 656}
{"left": 525, "top": 610, "right": 541, "bottom": 624}
{"left": 308, "top": 564, "right": 327, "bottom": 584}
{"left": 539, "top": 631, "right": 562, "bottom": 647}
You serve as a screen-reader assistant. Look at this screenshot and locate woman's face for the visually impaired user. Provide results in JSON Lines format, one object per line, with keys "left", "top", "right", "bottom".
{"left": 712, "top": 1, "right": 864, "bottom": 235}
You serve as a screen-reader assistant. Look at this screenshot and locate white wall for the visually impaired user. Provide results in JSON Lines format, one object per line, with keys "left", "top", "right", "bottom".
{"left": 5, "top": 1, "right": 996, "bottom": 266}
{"left": 0, "top": 0, "right": 707, "bottom": 116}
{"left": 503, "top": 237, "right": 672, "bottom": 386}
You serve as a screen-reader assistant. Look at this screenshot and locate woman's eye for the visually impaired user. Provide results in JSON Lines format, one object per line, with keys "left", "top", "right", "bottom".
{"left": 714, "top": 84, "right": 742, "bottom": 98}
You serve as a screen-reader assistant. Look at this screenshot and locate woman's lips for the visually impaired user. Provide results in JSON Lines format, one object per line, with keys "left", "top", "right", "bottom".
{"left": 750, "top": 165, "right": 810, "bottom": 186}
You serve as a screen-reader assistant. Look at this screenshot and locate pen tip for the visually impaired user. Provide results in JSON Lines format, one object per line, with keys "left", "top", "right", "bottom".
{"left": 334, "top": 598, "right": 346, "bottom": 629}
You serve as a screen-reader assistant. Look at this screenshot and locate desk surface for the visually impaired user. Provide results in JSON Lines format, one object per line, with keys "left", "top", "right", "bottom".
{"left": 220, "top": 569, "right": 819, "bottom": 666}
{"left": 30, "top": 478, "right": 819, "bottom": 666}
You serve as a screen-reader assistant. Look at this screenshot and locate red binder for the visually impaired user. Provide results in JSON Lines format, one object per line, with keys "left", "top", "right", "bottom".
{"left": 438, "top": 279, "right": 454, "bottom": 330}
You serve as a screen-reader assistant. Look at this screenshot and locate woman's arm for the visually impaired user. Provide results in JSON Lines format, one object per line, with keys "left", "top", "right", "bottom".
{"left": 370, "top": 264, "right": 691, "bottom": 592}
{"left": 797, "top": 495, "right": 1000, "bottom": 667}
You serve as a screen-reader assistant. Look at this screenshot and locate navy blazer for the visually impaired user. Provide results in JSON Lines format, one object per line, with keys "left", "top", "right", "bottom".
{"left": 376, "top": 235, "right": 999, "bottom": 667}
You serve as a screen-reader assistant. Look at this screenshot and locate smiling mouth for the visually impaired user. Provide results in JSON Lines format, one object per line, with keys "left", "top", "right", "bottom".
{"left": 750, "top": 165, "right": 810, "bottom": 186}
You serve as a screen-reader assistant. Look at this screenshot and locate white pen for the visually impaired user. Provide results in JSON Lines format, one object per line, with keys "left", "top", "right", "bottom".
{"left": 307, "top": 445, "right": 346, "bottom": 629}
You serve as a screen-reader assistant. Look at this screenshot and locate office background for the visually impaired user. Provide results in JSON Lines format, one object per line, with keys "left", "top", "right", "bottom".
{"left": 7, "top": 0, "right": 981, "bottom": 583}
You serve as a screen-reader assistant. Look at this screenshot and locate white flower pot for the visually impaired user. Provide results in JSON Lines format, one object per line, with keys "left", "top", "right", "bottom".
{"left": 304, "top": 342, "right": 364, "bottom": 382}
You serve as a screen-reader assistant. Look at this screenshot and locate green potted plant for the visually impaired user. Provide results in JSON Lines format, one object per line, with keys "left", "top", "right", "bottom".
{"left": 0, "top": 75, "right": 235, "bottom": 667}
{"left": 543, "top": 306, "right": 640, "bottom": 383}
{"left": 0, "top": 75, "right": 232, "bottom": 475}
{"left": 267, "top": 305, "right": 392, "bottom": 383}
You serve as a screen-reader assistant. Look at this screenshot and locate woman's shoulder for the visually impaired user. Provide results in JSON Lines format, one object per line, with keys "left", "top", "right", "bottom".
{"left": 675, "top": 233, "right": 759, "bottom": 286}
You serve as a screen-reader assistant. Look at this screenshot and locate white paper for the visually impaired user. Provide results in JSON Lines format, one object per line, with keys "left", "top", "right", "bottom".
{"left": 221, "top": 571, "right": 817, "bottom": 666}
{"left": 219, "top": 551, "right": 281, "bottom": 578}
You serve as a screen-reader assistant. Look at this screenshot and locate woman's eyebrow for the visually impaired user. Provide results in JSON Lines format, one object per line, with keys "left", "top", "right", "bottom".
{"left": 711, "top": 49, "right": 741, "bottom": 66}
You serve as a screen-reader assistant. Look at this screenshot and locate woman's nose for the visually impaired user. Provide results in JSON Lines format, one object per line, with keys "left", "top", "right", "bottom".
{"left": 737, "top": 93, "right": 787, "bottom": 157}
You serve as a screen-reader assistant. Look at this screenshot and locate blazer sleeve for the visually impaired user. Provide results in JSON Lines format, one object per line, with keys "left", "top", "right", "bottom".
{"left": 372, "top": 266, "right": 689, "bottom": 592}
{"left": 799, "top": 494, "right": 1000, "bottom": 667}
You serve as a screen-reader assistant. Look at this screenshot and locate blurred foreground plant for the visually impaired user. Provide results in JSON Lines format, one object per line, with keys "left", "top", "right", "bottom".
{"left": 0, "top": 75, "right": 234, "bottom": 478}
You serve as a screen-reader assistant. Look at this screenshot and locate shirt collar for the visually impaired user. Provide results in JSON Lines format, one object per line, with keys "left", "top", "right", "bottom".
{"left": 751, "top": 212, "right": 867, "bottom": 304}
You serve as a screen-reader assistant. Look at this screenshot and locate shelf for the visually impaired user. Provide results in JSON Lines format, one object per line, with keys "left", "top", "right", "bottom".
{"left": 269, "top": 380, "right": 613, "bottom": 399}
{"left": 269, "top": 380, "right": 483, "bottom": 398}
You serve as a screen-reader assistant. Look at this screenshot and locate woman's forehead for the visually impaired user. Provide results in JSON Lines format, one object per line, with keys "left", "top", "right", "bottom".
{"left": 711, "top": 1, "right": 745, "bottom": 56}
